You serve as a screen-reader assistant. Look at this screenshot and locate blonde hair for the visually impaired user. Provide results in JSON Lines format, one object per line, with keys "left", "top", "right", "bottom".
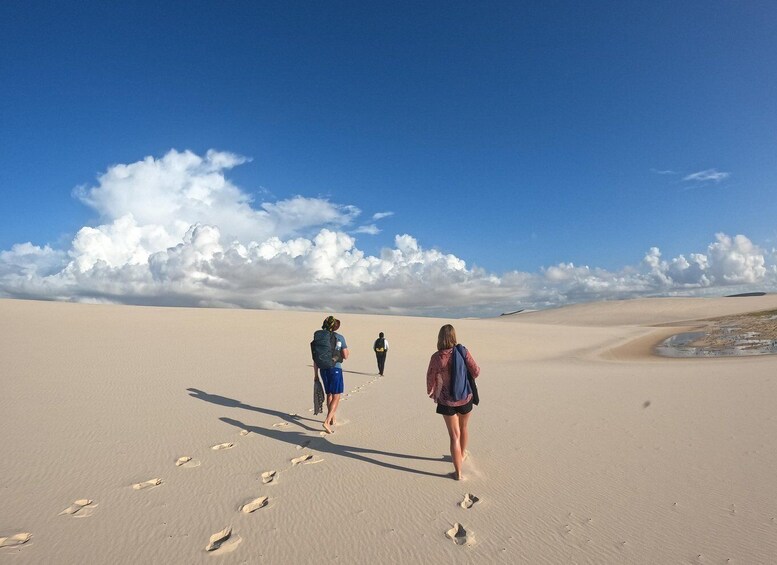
{"left": 437, "top": 324, "right": 457, "bottom": 351}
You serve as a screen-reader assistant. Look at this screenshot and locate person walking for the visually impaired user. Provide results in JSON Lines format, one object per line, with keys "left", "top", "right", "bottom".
{"left": 373, "top": 331, "right": 389, "bottom": 376}
{"left": 426, "top": 324, "right": 480, "bottom": 480}
{"left": 313, "top": 315, "right": 348, "bottom": 434}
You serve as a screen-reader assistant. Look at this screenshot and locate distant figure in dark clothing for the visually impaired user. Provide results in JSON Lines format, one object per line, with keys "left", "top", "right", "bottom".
{"left": 373, "top": 332, "right": 389, "bottom": 376}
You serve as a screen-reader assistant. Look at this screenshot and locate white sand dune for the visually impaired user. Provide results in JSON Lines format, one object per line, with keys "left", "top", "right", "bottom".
{"left": 1, "top": 296, "right": 777, "bottom": 563}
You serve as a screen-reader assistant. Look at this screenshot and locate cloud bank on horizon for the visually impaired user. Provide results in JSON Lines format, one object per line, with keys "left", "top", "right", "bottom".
{"left": 1, "top": 149, "right": 774, "bottom": 317}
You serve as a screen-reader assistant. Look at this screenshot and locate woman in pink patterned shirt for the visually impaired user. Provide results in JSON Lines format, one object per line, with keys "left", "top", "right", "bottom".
{"left": 426, "top": 324, "right": 480, "bottom": 480}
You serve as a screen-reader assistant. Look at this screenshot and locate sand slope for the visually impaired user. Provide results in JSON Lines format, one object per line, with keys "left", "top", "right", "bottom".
{"left": 1, "top": 297, "right": 776, "bottom": 563}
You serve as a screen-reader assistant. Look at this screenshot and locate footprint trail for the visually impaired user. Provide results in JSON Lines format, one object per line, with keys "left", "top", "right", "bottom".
{"left": 291, "top": 454, "right": 313, "bottom": 465}
{"left": 460, "top": 493, "right": 479, "bottom": 509}
{"left": 59, "top": 499, "right": 95, "bottom": 516}
{"left": 205, "top": 526, "right": 232, "bottom": 551}
{"left": 240, "top": 496, "right": 269, "bottom": 513}
{"left": 0, "top": 533, "right": 31, "bottom": 549}
{"left": 211, "top": 442, "right": 234, "bottom": 450}
{"left": 132, "top": 478, "right": 162, "bottom": 490}
{"left": 446, "top": 523, "right": 471, "bottom": 546}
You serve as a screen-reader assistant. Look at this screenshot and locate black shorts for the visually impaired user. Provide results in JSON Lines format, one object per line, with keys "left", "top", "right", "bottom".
{"left": 436, "top": 399, "right": 473, "bottom": 416}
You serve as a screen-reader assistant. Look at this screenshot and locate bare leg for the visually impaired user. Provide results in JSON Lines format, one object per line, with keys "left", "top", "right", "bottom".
{"left": 323, "top": 394, "right": 334, "bottom": 433}
{"left": 459, "top": 411, "right": 471, "bottom": 460}
{"left": 443, "top": 414, "right": 463, "bottom": 479}
{"left": 330, "top": 393, "right": 339, "bottom": 425}
{"left": 324, "top": 393, "right": 340, "bottom": 433}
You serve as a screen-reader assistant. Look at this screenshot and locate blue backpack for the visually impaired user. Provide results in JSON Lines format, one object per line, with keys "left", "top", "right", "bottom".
{"left": 450, "top": 344, "right": 472, "bottom": 401}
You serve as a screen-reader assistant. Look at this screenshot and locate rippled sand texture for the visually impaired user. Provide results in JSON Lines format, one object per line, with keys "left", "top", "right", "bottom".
{"left": 2, "top": 295, "right": 777, "bottom": 563}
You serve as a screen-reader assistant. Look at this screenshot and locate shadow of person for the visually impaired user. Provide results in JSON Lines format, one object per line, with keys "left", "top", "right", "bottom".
{"left": 306, "top": 364, "right": 375, "bottom": 376}
{"left": 187, "top": 387, "right": 320, "bottom": 432}
{"left": 220, "top": 416, "right": 449, "bottom": 478}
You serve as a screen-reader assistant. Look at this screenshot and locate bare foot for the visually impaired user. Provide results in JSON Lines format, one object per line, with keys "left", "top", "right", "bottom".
{"left": 322, "top": 422, "right": 333, "bottom": 434}
{"left": 449, "top": 471, "right": 463, "bottom": 481}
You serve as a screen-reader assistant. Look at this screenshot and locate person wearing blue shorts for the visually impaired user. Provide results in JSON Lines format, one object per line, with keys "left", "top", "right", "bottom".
{"left": 314, "top": 316, "right": 348, "bottom": 434}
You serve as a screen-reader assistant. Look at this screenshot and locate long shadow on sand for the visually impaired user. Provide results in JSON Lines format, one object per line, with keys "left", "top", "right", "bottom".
{"left": 305, "top": 364, "right": 376, "bottom": 376}
{"left": 342, "top": 369, "right": 378, "bottom": 376}
{"left": 187, "top": 388, "right": 320, "bottom": 432}
{"left": 220, "top": 416, "right": 449, "bottom": 478}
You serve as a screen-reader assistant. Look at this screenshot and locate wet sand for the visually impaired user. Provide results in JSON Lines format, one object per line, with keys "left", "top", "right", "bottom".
{"left": 656, "top": 308, "right": 777, "bottom": 357}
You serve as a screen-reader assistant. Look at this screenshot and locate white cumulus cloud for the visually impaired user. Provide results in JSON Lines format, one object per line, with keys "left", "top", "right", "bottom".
{"left": 1, "top": 149, "right": 775, "bottom": 316}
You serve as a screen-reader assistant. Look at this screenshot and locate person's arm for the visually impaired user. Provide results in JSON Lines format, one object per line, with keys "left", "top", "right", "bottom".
{"left": 426, "top": 355, "right": 438, "bottom": 398}
{"left": 338, "top": 334, "right": 349, "bottom": 361}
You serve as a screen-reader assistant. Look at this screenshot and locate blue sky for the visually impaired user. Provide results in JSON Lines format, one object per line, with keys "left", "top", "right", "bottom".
{"left": 1, "top": 1, "right": 776, "bottom": 316}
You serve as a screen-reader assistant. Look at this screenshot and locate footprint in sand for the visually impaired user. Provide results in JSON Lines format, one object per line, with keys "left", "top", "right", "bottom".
{"left": 261, "top": 470, "right": 277, "bottom": 484}
{"left": 459, "top": 493, "right": 480, "bottom": 509}
{"left": 240, "top": 496, "right": 269, "bottom": 513}
{"left": 291, "top": 454, "right": 313, "bottom": 465}
{"left": 59, "top": 499, "right": 94, "bottom": 516}
{"left": 0, "top": 533, "right": 31, "bottom": 549}
{"left": 239, "top": 429, "right": 250, "bottom": 436}
{"left": 205, "top": 526, "right": 236, "bottom": 552}
{"left": 296, "top": 440, "right": 311, "bottom": 450}
{"left": 132, "top": 478, "right": 162, "bottom": 490}
{"left": 175, "top": 456, "right": 201, "bottom": 468}
{"left": 211, "top": 442, "right": 234, "bottom": 450}
{"left": 445, "top": 523, "right": 471, "bottom": 545}
{"left": 272, "top": 422, "right": 290, "bottom": 428}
